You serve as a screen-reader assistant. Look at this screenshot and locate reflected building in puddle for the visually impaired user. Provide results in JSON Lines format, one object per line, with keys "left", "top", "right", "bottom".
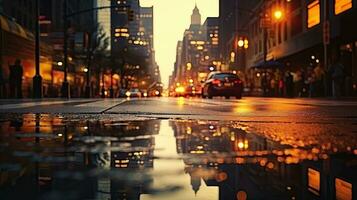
{"left": 170, "top": 120, "right": 357, "bottom": 200}
{"left": 0, "top": 115, "right": 160, "bottom": 200}
{"left": 0, "top": 115, "right": 356, "bottom": 200}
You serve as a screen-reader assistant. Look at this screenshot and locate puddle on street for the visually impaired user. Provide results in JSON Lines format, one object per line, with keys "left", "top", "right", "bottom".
{"left": 0, "top": 114, "right": 356, "bottom": 200}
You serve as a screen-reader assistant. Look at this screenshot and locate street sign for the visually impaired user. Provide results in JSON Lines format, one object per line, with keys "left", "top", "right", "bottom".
{"left": 323, "top": 21, "right": 330, "bottom": 45}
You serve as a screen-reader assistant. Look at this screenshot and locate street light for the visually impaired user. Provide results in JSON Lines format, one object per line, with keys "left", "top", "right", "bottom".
{"left": 273, "top": 10, "right": 283, "bottom": 20}
{"left": 33, "top": 0, "right": 42, "bottom": 98}
{"left": 61, "top": 0, "right": 70, "bottom": 98}
{"left": 238, "top": 39, "right": 244, "bottom": 48}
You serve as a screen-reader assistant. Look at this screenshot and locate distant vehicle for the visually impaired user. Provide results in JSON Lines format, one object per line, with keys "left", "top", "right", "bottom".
{"left": 174, "top": 86, "right": 186, "bottom": 97}
{"left": 184, "top": 85, "right": 201, "bottom": 97}
{"left": 125, "top": 88, "right": 142, "bottom": 98}
{"left": 118, "top": 89, "right": 128, "bottom": 98}
{"left": 201, "top": 72, "right": 243, "bottom": 99}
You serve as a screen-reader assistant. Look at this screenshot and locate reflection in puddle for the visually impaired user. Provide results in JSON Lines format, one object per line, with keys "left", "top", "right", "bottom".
{"left": 0, "top": 114, "right": 356, "bottom": 200}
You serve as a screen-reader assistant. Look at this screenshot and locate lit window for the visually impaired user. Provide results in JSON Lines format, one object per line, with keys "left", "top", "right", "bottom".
{"left": 308, "top": 168, "right": 320, "bottom": 195}
{"left": 307, "top": 0, "right": 320, "bottom": 28}
{"left": 335, "top": 0, "right": 352, "bottom": 15}
{"left": 335, "top": 178, "right": 352, "bottom": 200}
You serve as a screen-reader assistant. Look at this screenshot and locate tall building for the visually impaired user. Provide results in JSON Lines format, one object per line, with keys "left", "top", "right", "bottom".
{"left": 140, "top": 6, "right": 154, "bottom": 49}
{"left": 203, "top": 17, "right": 220, "bottom": 68}
{"left": 97, "top": 0, "right": 111, "bottom": 50}
{"left": 140, "top": 6, "right": 160, "bottom": 83}
{"left": 218, "top": 0, "right": 260, "bottom": 71}
{"left": 171, "top": 5, "right": 206, "bottom": 88}
{"left": 191, "top": 4, "right": 201, "bottom": 25}
{"left": 110, "top": 0, "right": 129, "bottom": 55}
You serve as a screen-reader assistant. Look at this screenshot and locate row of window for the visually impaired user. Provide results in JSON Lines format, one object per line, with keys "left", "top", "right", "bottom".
{"left": 250, "top": 0, "right": 353, "bottom": 56}
{"left": 308, "top": 0, "right": 353, "bottom": 28}
{"left": 140, "top": 14, "right": 152, "bottom": 18}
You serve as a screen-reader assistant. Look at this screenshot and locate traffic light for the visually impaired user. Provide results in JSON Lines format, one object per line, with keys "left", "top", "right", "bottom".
{"left": 128, "top": 9, "right": 135, "bottom": 22}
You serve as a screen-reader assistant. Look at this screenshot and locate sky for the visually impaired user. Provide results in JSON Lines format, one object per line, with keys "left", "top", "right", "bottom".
{"left": 140, "top": 0, "right": 219, "bottom": 87}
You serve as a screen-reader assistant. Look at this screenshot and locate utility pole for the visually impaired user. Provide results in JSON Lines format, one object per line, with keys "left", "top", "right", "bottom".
{"left": 61, "top": 0, "right": 70, "bottom": 98}
{"left": 101, "top": 68, "right": 105, "bottom": 98}
{"left": 33, "top": 0, "right": 42, "bottom": 98}
{"left": 323, "top": 0, "right": 329, "bottom": 69}
{"left": 263, "top": 26, "right": 268, "bottom": 63}
{"left": 85, "top": 32, "right": 92, "bottom": 98}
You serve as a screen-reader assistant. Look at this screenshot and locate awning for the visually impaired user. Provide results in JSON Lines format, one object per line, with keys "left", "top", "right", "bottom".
{"left": 0, "top": 15, "right": 34, "bottom": 40}
{"left": 251, "top": 60, "right": 284, "bottom": 69}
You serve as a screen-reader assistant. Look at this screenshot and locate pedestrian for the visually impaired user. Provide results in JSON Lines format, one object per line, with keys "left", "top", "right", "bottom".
{"left": 261, "top": 72, "right": 268, "bottom": 96}
{"left": 330, "top": 59, "right": 345, "bottom": 98}
{"left": 308, "top": 72, "right": 316, "bottom": 97}
{"left": 284, "top": 71, "right": 294, "bottom": 97}
{"left": 10, "top": 59, "right": 23, "bottom": 99}
{"left": 0, "top": 61, "right": 5, "bottom": 98}
{"left": 9, "top": 62, "right": 16, "bottom": 98}
{"left": 313, "top": 64, "right": 325, "bottom": 97}
{"left": 294, "top": 70, "right": 304, "bottom": 97}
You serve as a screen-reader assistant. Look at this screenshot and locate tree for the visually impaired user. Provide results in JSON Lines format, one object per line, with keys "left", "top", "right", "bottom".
{"left": 80, "top": 24, "right": 110, "bottom": 97}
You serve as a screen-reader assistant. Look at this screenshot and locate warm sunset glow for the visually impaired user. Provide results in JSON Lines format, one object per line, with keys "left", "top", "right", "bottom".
{"left": 140, "top": 0, "right": 219, "bottom": 86}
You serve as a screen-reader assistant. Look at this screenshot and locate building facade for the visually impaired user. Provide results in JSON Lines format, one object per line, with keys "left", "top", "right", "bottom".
{"left": 245, "top": 0, "right": 357, "bottom": 96}
{"left": 218, "top": 0, "right": 260, "bottom": 72}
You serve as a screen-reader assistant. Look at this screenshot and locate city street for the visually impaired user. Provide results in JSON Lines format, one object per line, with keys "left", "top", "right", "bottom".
{"left": 1, "top": 0, "right": 357, "bottom": 199}
{"left": 1, "top": 97, "right": 357, "bottom": 199}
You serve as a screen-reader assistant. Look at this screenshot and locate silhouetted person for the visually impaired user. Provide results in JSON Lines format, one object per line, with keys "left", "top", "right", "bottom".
{"left": 9, "top": 62, "right": 16, "bottom": 98}
{"left": 284, "top": 71, "right": 294, "bottom": 97}
{"left": 329, "top": 58, "right": 345, "bottom": 98}
{"left": 0, "top": 61, "right": 4, "bottom": 98}
{"left": 9, "top": 59, "right": 23, "bottom": 98}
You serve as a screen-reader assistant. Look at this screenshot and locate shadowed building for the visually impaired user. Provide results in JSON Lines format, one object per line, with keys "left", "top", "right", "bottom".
{"left": 245, "top": 0, "right": 357, "bottom": 96}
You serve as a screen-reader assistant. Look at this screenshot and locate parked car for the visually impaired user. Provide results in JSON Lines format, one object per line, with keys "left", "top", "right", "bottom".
{"left": 201, "top": 72, "right": 243, "bottom": 99}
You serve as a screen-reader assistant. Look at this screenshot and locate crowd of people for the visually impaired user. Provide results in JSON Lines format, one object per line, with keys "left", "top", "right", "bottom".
{"left": 253, "top": 59, "right": 351, "bottom": 98}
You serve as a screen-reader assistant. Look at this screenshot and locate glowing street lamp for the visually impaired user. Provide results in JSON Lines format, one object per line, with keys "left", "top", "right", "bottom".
{"left": 273, "top": 9, "right": 283, "bottom": 20}
{"left": 238, "top": 38, "right": 249, "bottom": 49}
{"left": 238, "top": 39, "right": 244, "bottom": 48}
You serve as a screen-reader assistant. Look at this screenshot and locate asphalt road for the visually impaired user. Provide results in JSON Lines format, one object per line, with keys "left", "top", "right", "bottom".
{"left": 1, "top": 97, "right": 357, "bottom": 118}
{"left": 1, "top": 97, "right": 357, "bottom": 144}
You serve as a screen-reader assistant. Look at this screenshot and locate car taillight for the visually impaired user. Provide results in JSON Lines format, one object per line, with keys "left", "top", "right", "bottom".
{"left": 212, "top": 79, "right": 221, "bottom": 85}
{"left": 234, "top": 80, "right": 242, "bottom": 84}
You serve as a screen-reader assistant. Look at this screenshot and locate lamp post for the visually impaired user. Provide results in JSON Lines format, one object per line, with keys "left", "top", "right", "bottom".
{"left": 101, "top": 68, "right": 105, "bottom": 98}
{"left": 85, "top": 32, "right": 92, "bottom": 98}
{"left": 109, "top": 58, "right": 114, "bottom": 98}
{"left": 32, "top": 0, "right": 42, "bottom": 98}
{"left": 61, "top": 0, "right": 70, "bottom": 98}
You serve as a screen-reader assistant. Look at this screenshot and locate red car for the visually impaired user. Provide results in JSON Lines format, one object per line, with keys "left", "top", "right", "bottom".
{"left": 201, "top": 72, "right": 243, "bottom": 99}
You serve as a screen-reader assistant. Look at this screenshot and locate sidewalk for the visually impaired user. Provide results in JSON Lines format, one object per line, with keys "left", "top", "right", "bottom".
{"left": 0, "top": 98, "right": 128, "bottom": 114}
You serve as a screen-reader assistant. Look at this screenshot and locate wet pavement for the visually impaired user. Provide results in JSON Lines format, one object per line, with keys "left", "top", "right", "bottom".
{"left": 0, "top": 114, "right": 356, "bottom": 200}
